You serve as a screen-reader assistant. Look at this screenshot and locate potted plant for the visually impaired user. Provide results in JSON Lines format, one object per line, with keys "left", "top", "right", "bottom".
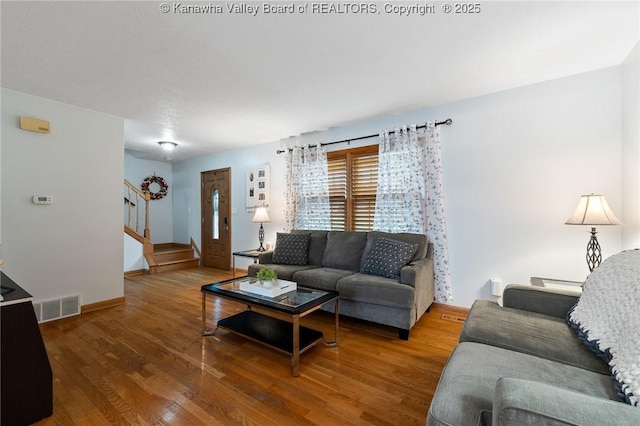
{"left": 256, "top": 267, "right": 277, "bottom": 286}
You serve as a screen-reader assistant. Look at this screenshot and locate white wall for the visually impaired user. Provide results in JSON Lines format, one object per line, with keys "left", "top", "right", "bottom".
{"left": 430, "top": 68, "right": 622, "bottom": 306}
{"left": 124, "top": 233, "right": 145, "bottom": 272}
{"left": 1, "top": 89, "right": 124, "bottom": 305}
{"left": 174, "top": 67, "right": 624, "bottom": 307}
{"left": 124, "top": 150, "right": 173, "bottom": 243}
{"left": 172, "top": 143, "right": 287, "bottom": 271}
{"left": 621, "top": 42, "right": 640, "bottom": 249}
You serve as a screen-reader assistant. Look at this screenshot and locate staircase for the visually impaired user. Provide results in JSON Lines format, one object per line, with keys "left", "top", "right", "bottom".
{"left": 147, "top": 243, "right": 200, "bottom": 274}
{"left": 124, "top": 180, "right": 200, "bottom": 275}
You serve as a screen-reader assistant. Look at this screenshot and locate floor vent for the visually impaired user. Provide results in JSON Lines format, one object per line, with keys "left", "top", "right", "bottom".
{"left": 33, "top": 294, "right": 81, "bottom": 323}
{"left": 440, "top": 314, "right": 467, "bottom": 323}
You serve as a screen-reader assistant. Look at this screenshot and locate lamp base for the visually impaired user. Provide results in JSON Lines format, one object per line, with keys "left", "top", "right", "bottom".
{"left": 257, "top": 223, "right": 265, "bottom": 252}
{"left": 586, "top": 227, "right": 602, "bottom": 272}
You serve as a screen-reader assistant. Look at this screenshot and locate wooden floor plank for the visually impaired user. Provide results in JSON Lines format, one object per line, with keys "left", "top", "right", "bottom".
{"left": 34, "top": 267, "right": 465, "bottom": 425}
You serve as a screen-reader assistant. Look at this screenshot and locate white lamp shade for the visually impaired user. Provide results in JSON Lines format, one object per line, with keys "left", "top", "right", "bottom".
{"left": 565, "top": 194, "right": 622, "bottom": 226}
{"left": 252, "top": 207, "right": 271, "bottom": 223}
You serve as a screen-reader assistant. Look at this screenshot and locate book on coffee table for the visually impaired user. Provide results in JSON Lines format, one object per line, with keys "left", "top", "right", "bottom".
{"left": 239, "top": 278, "right": 297, "bottom": 298}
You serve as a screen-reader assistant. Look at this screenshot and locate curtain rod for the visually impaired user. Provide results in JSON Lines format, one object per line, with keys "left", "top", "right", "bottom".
{"left": 276, "top": 118, "right": 452, "bottom": 154}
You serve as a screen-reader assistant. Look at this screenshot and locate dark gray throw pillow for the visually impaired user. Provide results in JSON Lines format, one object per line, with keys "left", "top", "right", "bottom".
{"left": 322, "top": 231, "right": 368, "bottom": 271}
{"left": 271, "top": 233, "right": 310, "bottom": 266}
{"left": 361, "top": 237, "right": 418, "bottom": 279}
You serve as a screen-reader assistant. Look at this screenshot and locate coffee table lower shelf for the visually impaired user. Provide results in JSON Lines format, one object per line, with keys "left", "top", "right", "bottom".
{"left": 217, "top": 310, "right": 323, "bottom": 354}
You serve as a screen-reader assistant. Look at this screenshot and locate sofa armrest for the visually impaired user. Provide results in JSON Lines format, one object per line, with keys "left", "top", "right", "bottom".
{"left": 400, "top": 258, "right": 435, "bottom": 313}
{"left": 502, "top": 285, "right": 580, "bottom": 318}
{"left": 400, "top": 258, "right": 429, "bottom": 287}
{"left": 257, "top": 251, "right": 273, "bottom": 264}
{"left": 494, "top": 377, "right": 640, "bottom": 426}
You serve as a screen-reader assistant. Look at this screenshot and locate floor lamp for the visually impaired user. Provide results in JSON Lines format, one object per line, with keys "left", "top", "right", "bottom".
{"left": 565, "top": 193, "right": 622, "bottom": 272}
{"left": 252, "top": 207, "right": 271, "bottom": 252}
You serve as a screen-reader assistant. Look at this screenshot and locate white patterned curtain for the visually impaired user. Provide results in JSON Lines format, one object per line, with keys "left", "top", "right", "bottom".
{"left": 373, "top": 123, "right": 453, "bottom": 303}
{"left": 284, "top": 144, "right": 331, "bottom": 231}
{"left": 373, "top": 125, "right": 427, "bottom": 232}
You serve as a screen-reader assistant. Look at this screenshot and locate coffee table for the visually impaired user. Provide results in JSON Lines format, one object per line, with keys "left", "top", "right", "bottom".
{"left": 201, "top": 276, "right": 339, "bottom": 376}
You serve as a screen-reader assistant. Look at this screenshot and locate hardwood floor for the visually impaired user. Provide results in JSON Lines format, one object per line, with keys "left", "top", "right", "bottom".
{"left": 35, "top": 268, "right": 466, "bottom": 426}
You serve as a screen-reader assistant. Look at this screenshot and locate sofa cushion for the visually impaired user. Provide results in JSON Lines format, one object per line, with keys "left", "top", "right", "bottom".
{"left": 360, "top": 231, "right": 427, "bottom": 267}
{"left": 361, "top": 237, "right": 418, "bottom": 279}
{"left": 493, "top": 378, "right": 640, "bottom": 426}
{"left": 292, "top": 230, "right": 327, "bottom": 265}
{"left": 460, "top": 300, "right": 609, "bottom": 375}
{"left": 427, "top": 342, "right": 618, "bottom": 426}
{"left": 271, "top": 232, "right": 310, "bottom": 265}
{"left": 248, "top": 263, "right": 319, "bottom": 281}
{"left": 337, "top": 273, "right": 415, "bottom": 309}
{"left": 321, "top": 231, "right": 368, "bottom": 271}
{"left": 292, "top": 267, "right": 354, "bottom": 292}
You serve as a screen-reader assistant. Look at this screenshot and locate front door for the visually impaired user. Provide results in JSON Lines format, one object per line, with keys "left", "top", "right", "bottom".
{"left": 201, "top": 168, "right": 231, "bottom": 270}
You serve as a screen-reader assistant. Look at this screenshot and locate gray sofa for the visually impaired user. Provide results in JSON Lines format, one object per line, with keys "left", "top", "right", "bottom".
{"left": 427, "top": 285, "right": 640, "bottom": 425}
{"left": 248, "top": 230, "right": 435, "bottom": 340}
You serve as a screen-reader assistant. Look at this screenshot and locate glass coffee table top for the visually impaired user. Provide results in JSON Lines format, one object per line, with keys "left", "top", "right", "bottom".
{"left": 201, "top": 276, "right": 338, "bottom": 314}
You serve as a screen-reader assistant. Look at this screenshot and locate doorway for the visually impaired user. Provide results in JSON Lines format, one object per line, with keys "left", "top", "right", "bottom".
{"left": 201, "top": 168, "right": 231, "bottom": 270}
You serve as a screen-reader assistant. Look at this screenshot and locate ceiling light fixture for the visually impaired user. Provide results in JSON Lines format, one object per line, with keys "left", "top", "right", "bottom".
{"left": 158, "top": 141, "right": 178, "bottom": 151}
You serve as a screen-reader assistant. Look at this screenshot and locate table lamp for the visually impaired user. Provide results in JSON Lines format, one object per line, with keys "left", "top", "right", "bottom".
{"left": 252, "top": 207, "right": 271, "bottom": 252}
{"left": 565, "top": 193, "right": 622, "bottom": 272}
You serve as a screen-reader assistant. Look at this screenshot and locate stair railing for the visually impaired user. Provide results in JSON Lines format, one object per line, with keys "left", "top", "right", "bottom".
{"left": 124, "top": 180, "right": 161, "bottom": 272}
{"left": 124, "top": 179, "right": 151, "bottom": 241}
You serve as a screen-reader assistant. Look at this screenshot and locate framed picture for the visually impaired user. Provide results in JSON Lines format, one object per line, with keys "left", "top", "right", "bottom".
{"left": 246, "top": 165, "right": 270, "bottom": 211}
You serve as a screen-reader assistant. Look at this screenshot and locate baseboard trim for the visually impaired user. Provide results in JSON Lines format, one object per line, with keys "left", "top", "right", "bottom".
{"left": 124, "top": 269, "right": 148, "bottom": 277}
{"left": 81, "top": 297, "right": 126, "bottom": 314}
{"left": 431, "top": 302, "right": 469, "bottom": 317}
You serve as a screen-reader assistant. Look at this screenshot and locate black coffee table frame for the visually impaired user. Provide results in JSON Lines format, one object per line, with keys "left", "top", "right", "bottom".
{"left": 201, "top": 277, "right": 339, "bottom": 376}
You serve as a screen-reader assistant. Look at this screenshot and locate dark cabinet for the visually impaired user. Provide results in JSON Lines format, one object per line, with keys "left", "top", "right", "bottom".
{"left": 1, "top": 272, "right": 53, "bottom": 425}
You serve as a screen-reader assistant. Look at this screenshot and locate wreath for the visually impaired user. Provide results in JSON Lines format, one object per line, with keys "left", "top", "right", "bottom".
{"left": 141, "top": 175, "right": 169, "bottom": 200}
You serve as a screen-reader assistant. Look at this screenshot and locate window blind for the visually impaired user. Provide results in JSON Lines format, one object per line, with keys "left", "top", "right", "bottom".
{"left": 352, "top": 153, "right": 377, "bottom": 231}
{"left": 327, "top": 145, "right": 378, "bottom": 231}
{"left": 328, "top": 156, "right": 346, "bottom": 230}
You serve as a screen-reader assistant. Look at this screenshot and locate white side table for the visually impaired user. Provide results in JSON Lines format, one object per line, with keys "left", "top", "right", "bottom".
{"left": 530, "top": 277, "right": 583, "bottom": 294}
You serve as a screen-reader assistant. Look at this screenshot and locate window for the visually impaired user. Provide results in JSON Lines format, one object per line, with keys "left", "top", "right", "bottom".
{"left": 327, "top": 145, "right": 378, "bottom": 231}
{"left": 212, "top": 189, "right": 219, "bottom": 240}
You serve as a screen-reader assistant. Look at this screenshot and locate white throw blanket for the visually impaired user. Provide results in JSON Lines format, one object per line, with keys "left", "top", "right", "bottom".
{"left": 567, "top": 249, "right": 640, "bottom": 407}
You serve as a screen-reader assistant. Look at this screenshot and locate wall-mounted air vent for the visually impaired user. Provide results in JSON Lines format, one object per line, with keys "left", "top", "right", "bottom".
{"left": 32, "top": 294, "right": 81, "bottom": 323}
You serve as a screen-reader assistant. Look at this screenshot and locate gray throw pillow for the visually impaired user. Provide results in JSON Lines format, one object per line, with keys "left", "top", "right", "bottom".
{"left": 322, "top": 231, "right": 368, "bottom": 271}
{"left": 361, "top": 237, "right": 418, "bottom": 279}
{"left": 271, "top": 233, "right": 310, "bottom": 266}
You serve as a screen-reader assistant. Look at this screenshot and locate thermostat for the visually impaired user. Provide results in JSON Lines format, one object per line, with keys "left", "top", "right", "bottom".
{"left": 32, "top": 196, "right": 53, "bottom": 205}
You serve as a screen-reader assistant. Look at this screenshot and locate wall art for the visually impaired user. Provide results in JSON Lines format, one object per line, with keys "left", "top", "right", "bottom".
{"left": 246, "top": 165, "right": 270, "bottom": 211}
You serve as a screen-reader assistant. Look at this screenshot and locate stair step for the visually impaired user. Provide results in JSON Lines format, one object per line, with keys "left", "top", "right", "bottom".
{"left": 148, "top": 242, "right": 199, "bottom": 274}
{"left": 153, "top": 243, "right": 191, "bottom": 253}
{"left": 153, "top": 248, "right": 196, "bottom": 263}
{"left": 150, "top": 258, "right": 200, "bottom": 274}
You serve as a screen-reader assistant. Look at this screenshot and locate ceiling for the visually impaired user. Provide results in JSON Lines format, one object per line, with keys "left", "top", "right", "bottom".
{"left": 2, "top": 1, "right": 638, "bottom": 162}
